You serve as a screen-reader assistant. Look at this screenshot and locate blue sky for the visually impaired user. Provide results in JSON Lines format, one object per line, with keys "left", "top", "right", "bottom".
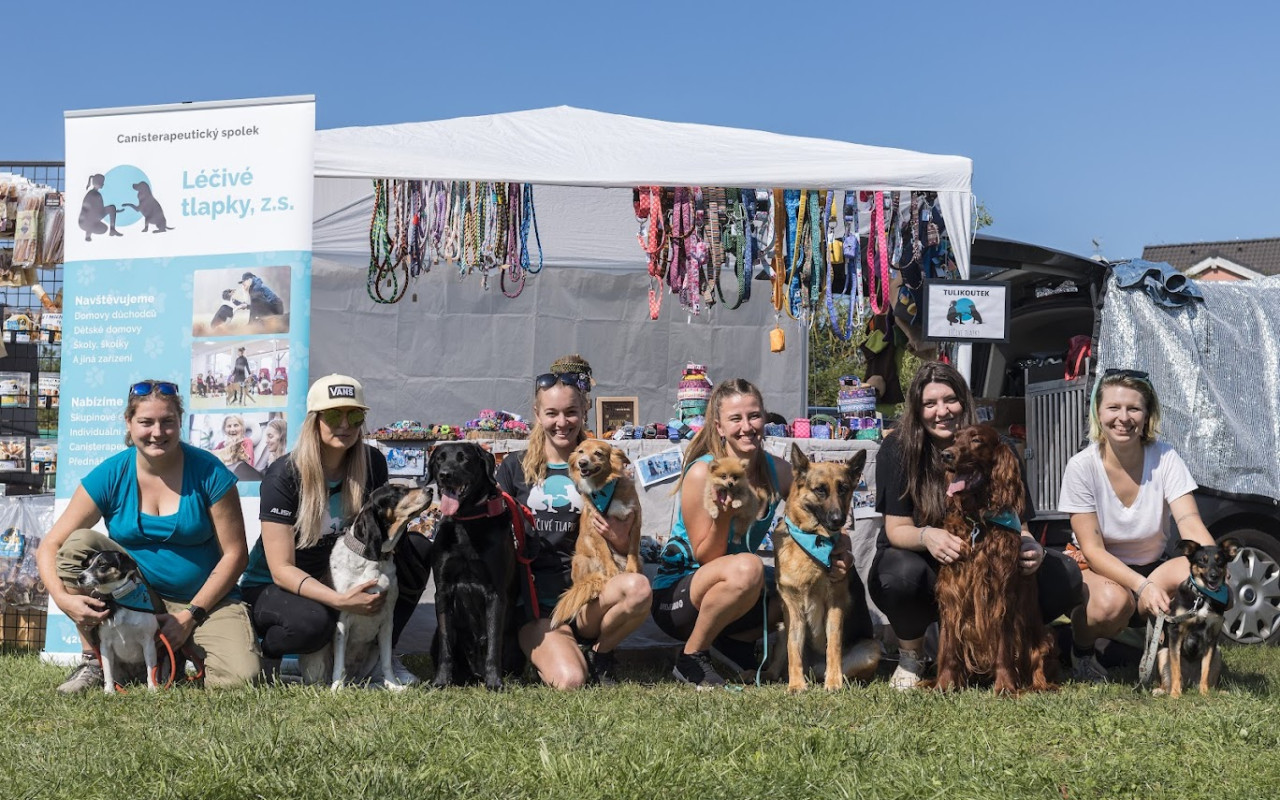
{"left": 7, "top": 1, "right": 1276, "bottom": 260}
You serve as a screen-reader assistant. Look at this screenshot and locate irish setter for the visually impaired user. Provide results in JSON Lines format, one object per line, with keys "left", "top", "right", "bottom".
{"left": 933, "top": 425, "right": 1056, "bottom": 694}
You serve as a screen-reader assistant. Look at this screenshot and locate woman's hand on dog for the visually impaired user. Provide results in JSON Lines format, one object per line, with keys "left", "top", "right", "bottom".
{"left": 1136, "top": 581, "right": 1171, "bottom": 617}
{"left": 62, "top": 593, "right": 109, "bottom": 628}
{"left": 1017, "top": 536, "right": 1046, "bottom": 576}
{"left": 923, "top": 527, "right": 968, "bottom": 565}
{"left": 335, "top": 579, "right": 387, "bottom": 616}
{"left": 157, "top": 612, "right": 197, "bottom": 649}
{"left": 589, "top": 510, "right": 634, "bottom": 556}
{"left": 829, "top": 532, "right": 854, "bottom": 582}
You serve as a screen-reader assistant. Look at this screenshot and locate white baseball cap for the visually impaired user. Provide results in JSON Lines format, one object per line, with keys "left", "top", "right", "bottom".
{"left": 306, "top": 374, "right": 370, "bottom": 413}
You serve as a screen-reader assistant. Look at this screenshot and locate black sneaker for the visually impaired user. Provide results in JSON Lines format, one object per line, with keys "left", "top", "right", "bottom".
{"left": 57, "top": 652, "right": 105, "bottom": 694}
{"left": 673, "top": 650, "right": 727, "bottom": 690}
{"left": 587, "top": 649, "right": 619, "bottom": 687}
{"left": 710, "top": 635, "right": 760, "bottom": 678}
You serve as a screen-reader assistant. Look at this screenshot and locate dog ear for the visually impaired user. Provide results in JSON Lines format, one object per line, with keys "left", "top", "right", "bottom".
{"left": 991, "top": 443, "right": 1025, "bottom": 516}
{"left": 351, "top": 497, "right": 384, "bottom": 547}
{"left": 1177, "top": 539, "right": 1201, "bottom": 559}
{"left": 791, "top": 443, "right": 809, "bottom": 477}
{"left": 427, "top": 446, "right": 442, "bottom": 483}
{"left": 478, "top": 445, "right": 497, "bottom": 479}
{"left": 1217, "top": 537, "right": 1240, "bottom": 561}
{"left": 846, "top": 449, "right": 868, "bottom": 482}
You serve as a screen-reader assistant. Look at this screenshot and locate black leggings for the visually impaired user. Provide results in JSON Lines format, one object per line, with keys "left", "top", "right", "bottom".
{"left": 244, "top": 531, "right": 433, "bottom": 659}
{"left": 868, "top": 545, "right": 1083, "bottom": 642}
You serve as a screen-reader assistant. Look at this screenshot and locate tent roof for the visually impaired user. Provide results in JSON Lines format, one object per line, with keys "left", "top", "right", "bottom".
{"left": 314, "top": 105, "right": 972, "bottom": 191}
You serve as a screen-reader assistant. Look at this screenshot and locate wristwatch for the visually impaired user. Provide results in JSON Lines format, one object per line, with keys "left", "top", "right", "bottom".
{"left": 186, "top": 604, "right": 210, "bottom": 627}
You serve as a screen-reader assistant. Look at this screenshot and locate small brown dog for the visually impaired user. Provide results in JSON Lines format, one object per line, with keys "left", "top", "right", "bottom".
{"left": 549, "top": 440, "right": 643, "bottom": 628}
{"left": 1157, "top": 538, "right": 1238, "bottom": 697}
{"left": 772, "top": 444, "right": 871, "bottom": 692}
{"left": 703, "top": 456, "right": 767, "bottom": 544}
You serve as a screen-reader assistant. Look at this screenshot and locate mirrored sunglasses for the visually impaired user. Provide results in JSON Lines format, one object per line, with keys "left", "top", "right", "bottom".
{"left": 320, "top": 408, "right": 367, "bottom": 428}
{"left": 535, "top": 372, "right": 590, "bottom": 393}
{"left": 1101, "top": 368, "right": 1150, "bottom": 382}
{"left": 130, "top": 381, "right": 180, "bottom": 397}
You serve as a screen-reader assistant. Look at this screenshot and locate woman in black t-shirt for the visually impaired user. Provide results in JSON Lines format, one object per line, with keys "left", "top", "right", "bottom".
{"left": 495, "top": 355, "right": 651, "bottom": 688}
{"left": 868, "top": 361, "right": 1080, "bottom": 690}
{"left": 240, "top": 374, "right": 431, "bottom": 682}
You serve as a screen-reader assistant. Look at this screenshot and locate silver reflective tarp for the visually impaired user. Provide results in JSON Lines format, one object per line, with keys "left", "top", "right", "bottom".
{"left": 1097, "top": 273, "right": 1280, "bottom": 500}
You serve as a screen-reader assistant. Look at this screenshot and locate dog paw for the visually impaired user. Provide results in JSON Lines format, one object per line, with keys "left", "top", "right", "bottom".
{"left": 731, "top": 499, "right": 743, "bottom": 509}
{"left": 329, "top": 681, "right": 345, "bottom": 692}
{"left": 385, "top": 680, "right": 409, "bottom": 692}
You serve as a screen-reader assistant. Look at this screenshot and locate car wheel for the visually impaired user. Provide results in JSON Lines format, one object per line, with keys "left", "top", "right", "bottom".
{"left": 1220, "top": 528, "right": 1280, "bottom": 645}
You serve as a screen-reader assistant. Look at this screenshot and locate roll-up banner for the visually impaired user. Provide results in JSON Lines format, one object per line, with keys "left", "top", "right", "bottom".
{"left": 45, "top": 96, "right": 314, "bottom": 661}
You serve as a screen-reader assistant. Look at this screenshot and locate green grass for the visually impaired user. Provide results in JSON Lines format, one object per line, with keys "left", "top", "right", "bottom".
{"left": 3, "top": 646, "right": 1279, "bottom": 800}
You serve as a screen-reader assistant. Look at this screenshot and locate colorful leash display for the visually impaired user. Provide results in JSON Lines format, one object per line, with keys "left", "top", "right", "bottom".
{"left": 366, "top": 179, "right": 543, "bottom": 303}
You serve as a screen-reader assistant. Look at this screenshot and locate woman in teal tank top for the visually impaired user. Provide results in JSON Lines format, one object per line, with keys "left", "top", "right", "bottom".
{"left": 653, "top": 379, "right": 819, "bottom": 689}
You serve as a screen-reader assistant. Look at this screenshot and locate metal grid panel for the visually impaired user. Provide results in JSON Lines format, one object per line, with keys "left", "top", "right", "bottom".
{"left": 1026, "top": 372, "right": 1090, "bottom": 514}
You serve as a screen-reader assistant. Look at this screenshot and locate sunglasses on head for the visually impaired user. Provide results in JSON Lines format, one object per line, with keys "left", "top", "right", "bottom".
{"left": 130, "top": 381, "right": 180, "bottom": 397}
{"left": 1101, "top": 368, "right": 1151, "bottom": 382}
{"left": 535, "top": 372, "right": 590, "bottom": 393}
{"left": 320, "top": 408, "right": 366, "bottom": 428}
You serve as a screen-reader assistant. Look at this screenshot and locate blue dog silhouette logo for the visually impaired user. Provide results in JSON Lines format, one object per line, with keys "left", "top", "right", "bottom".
{"left": 945, "top": 297, "right": 984, "bottom": 325}
{"left": 78, "top": 165, "right": 174, "bottom": 242}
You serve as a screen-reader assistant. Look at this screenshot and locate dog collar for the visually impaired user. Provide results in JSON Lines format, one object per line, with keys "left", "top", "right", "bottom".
{"left": 102, "top": 577, "right": 158, "bottom": 614}
{"left": 783, "top": 517, "right": 836, "bottom": 569}
{"left": 589, "top": 479, "right": 618, "bottom": 515}
{"left": 450, "top": 495, "right": 508, "bottom": 521}
{"left": 984, "top": 510, "right": 1022, "bottom": 534}
{"left": 1189, "top": 574, "right": 1231, "bottom": 606}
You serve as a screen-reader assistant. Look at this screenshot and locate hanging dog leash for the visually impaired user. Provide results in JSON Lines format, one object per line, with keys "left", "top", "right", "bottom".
{"left": 499, "top": 490, "right": 542, "bottom": 619}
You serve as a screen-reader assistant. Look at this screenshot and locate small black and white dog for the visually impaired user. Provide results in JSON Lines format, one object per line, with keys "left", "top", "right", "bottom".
{"left": 300, "top": 483, "right": 433, "bottom": 690}
{"left": 76, "top": 550, "right": 161, "bottom": 693}
{"left": 428, "top": 442, "right": 520, "bottom": 690}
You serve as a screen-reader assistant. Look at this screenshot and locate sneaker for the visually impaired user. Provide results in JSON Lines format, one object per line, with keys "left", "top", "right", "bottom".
{"left": 57, "top": 653, "right": 105, "bottom": 694}
{"left": 586, "top": 649, "right": 619, "bottom": 687}
{"left": 389, "top": 654, "right": 421, "bottom": 686}
{"left": 673, "top": 650, "right": 727, "bottom": 690}
{"left": 1071, "top": 650, "right": 1109, "bottom": 684}
{"left": 710, "top": 635, "right": 760, "bottom": 678}
{"left": 889, "top": 649, "right": 927, "bottom": 691}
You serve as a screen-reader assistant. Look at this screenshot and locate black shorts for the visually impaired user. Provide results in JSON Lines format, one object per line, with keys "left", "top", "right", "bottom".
{"left": 650, "top": 566, "right": 776, "bottom": 643}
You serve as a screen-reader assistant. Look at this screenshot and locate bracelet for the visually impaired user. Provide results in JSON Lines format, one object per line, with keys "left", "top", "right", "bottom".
{"left": 1134, "top": 579, "right": 1152, "bottom": 599}
{"left": 918, "top": 526, "right": 928, "bottom": 550}
{"left": 297, "top": 575, "right": 313, "bottom": 595}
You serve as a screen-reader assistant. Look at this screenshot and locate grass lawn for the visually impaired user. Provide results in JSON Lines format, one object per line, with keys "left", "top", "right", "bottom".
{"left": 3, "top": 645, "right": 1279, "bottom": 800}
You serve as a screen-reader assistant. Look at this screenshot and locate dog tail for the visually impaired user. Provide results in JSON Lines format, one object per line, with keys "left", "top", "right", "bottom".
{"left": 548, "top": 574, "right": 607, "bottom": 629}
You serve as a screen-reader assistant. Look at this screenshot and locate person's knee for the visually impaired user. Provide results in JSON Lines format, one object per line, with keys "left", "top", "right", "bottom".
{"left": 722, "top": 555, "right": 764, "bottom": 594}
{"left": 204, "top": 649, "right": 261, "bottom": 689}
{"left": 1085, "top": 582, "right": 1135, "bottom": 633}
{"left": 613, "top": 572, "right": 652, "bottom": 614}
{"left": 870, "top": 549, "right": 929, "bottom": 601}
{"left": 542, "top": 663, "right": 589, "bottom": 691}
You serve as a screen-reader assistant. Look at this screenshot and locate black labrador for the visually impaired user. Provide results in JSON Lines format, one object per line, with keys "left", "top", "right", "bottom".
{"left": 427, "top": 442, "right": 520, "bottom": 690}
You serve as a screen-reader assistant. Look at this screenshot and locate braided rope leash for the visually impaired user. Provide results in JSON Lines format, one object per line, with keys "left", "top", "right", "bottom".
{"left": 1138, "top": 609, "right": 1197, "bottom": 686}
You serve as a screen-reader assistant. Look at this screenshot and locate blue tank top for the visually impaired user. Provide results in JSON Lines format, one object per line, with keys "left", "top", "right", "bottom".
{"left": 653, "top": 453, "right": 781, "bottom": 590}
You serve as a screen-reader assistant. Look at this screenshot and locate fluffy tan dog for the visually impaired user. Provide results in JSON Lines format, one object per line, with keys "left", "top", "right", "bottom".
{"left": 703, "top": 456, "right": 767, "bottom": 544}
{"left": 549, "top": 440, "right": 643, "bottom": 628}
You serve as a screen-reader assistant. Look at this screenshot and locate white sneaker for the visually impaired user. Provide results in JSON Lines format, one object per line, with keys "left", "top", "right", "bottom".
{"left": 889, "top": 649, "right": 927, "bottom": 691}
{"left": 1071, "top": 651, "right": 1109, "bottom": 683}
{"left": 390, "top": 655, "right": 421, "bottom": 686}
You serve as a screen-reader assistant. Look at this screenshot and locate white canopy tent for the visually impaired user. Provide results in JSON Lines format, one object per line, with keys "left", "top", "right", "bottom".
{"left": 309, "top": 107, "right": 974, "bottom": 428}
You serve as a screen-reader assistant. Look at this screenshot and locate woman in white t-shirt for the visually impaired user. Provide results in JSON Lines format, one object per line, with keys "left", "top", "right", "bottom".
{"left": 1058, "top": 369, "right": 1215, "bottom": 681}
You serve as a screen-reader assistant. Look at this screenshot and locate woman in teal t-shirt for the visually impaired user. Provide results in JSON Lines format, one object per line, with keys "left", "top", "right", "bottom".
{"left": 36, "top": 380, "right": 258, "bottom": 692}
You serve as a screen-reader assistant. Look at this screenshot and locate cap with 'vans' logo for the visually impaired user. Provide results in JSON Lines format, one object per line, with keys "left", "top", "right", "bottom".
{"left": 306, "top": 373, "right": 370, "bottom": 413}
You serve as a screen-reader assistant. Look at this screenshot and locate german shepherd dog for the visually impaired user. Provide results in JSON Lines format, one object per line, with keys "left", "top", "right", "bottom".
{"left": 772, "top": 444, "right": 873, "bottom": 692}
{"left": 1157, "top": 538, "right": 1239, "bottom": 697}
{"left": 549, "top": 440, "right": 642, "bottom": 629}
{"left": 428, "top": 442, "right": 520, "bottom": 690}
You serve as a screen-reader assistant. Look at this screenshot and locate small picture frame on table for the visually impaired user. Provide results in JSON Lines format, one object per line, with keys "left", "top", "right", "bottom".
{"left": 595, "top": 396, "right": 639, "bottom": 438}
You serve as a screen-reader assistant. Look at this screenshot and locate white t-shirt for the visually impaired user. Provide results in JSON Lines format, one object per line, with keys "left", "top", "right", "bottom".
{"left": 1058, "top": 440, "right": 1198, "bottom": 565}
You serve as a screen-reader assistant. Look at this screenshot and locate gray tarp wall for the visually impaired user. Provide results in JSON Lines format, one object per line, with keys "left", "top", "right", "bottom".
{"left": 1098, "top": 274, "right": 1280, "bottom": 500}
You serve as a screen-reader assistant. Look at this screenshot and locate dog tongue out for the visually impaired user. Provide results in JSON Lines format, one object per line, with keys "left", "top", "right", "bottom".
{"left": 946, "top": 478, "right": 967, "bottom": 497}
{"left": 439, "top": 491, "right": 460, "bottom": 516}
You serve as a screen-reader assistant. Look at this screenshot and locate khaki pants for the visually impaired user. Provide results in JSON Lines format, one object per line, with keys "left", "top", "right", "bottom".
{"left": 57, "top": 528, "right": 260, "bottom": 688}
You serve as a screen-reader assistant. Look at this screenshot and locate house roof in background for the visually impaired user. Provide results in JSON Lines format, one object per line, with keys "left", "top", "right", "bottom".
{"left": 1142, "top": 237, "right": 1280, "bottom": 276}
